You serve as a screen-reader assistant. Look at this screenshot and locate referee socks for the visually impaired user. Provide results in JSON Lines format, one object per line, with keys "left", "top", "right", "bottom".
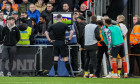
{"left": 65, "top": 61, "right": 72, "bottom": 75}
{"left": 54, "top": 61, "right": 58, "bottom": 75}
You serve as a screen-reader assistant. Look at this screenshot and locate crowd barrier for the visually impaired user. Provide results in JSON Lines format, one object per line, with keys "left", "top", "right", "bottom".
{"left": 0, "top": 44, "right": 81, "bottom": 76}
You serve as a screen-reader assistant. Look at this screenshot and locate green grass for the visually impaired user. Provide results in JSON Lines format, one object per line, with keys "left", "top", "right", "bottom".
{"left": 0, "top": 77, "right": 140, "bottom": 84}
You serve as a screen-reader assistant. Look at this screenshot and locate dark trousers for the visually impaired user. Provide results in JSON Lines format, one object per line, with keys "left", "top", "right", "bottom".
{"left": 70, "top": 46, "right": 78, "bottom": 71}
{"left": 1, "top": 45, "right": 16, "bottom": 72}
{"left": 95, "top": 46, "right": 109, "bottom": 76}
{"left": 84, "top": 44, "right": 98, "bottom": 74}
{"left": 79, "top": 37, "right": 85, "bottom": 69}
{"left": 129, "top": 44, "right": 140, "bottom": 74}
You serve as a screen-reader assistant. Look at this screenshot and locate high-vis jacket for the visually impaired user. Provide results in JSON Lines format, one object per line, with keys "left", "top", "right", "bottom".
{"left": 130, "top": 25, "right": 140, "bottom": 45}
{"left": 18, "top": 27, "right": 32, "bottom": 45}
{"left": 98, "top": 29, "right": 104, "bottom": 46}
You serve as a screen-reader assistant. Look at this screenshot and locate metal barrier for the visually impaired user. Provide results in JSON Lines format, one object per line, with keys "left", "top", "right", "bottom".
{"left": 16, "top": 44, "right": 82, "bottom": 73}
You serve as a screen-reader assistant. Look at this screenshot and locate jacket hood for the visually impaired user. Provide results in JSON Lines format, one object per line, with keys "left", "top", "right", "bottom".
{"left": 35, "top": 2, "right": 46, "bottom": 8}
{"left": 136, "top": 21, "right": 140, "bottom": 25}
{"left": 18, "top": 23, "right": 28, "bottom": 31}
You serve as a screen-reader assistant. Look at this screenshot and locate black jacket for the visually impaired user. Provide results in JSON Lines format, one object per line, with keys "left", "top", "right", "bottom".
{"left": 36, "top": 22, "right": 48, "bottom": 34}
{"left": 52, "top": 2, "right": 59, "bottom": 12}
{"left": 59, "top": 0, "right": 79, "bottom": 11}
{"left": 41, "top": 9, "right": 53, "bottom": 24}
{"left": 16, "top": 17, "right": 32, "bottom": 27}
{"left": 80, "top": 10, "right": 92, "bottom": 18}
{"left": 0, "top": 25, "right": 3, "bottom": 44}
{"left": 2, "top": 25, "right": 20, "bottom": 46}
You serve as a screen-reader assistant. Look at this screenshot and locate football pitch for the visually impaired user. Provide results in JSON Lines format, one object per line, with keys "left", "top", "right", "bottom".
{"left": 0, "top": 77, "right": 140, "bottom": 84}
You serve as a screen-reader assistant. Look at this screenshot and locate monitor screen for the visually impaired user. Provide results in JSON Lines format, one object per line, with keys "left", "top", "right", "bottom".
{"left": 52, "top": 12, "right": 73, "bottom": 25}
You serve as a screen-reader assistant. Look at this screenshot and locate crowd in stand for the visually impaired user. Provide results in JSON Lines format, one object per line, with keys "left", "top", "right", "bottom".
{"left": 0, "top": 0, "right": 92, "bottom": 44}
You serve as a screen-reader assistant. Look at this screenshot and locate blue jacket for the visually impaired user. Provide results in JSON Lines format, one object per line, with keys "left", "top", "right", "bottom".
{"left": 27, "top": 10, "right": 40, "bottom": 24}
{"left": 102, "top": 25, "right": 124, "bottom": 46}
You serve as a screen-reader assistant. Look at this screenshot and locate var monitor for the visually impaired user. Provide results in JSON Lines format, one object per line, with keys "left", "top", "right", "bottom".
{"left": 52, "top": 12, "right": 73, "bottom": 25}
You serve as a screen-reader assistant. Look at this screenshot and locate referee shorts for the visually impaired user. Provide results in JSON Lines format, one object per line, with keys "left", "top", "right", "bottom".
{"left": 53, "top": 40, "right": 68, "bottom": 57}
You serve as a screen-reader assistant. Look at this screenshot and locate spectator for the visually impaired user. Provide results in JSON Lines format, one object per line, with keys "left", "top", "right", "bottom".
{"left": 0, "top": 11, "right": 6, "bottom": 26}
{"left": 31, "top": 18, "right": 37, "bottom": 34}
{"left": 82, "top": 0, "right": 92, "bottom": 9}
{"left": 80, "top": 3, "right": 92, "bottom": 18}
{"left": 2, "top": 2, "right": 13, "bottom": 17}
{"left": 36, "top": 15, "right": 48, "bottom": 35}
{"left": 1, "top": 0, "right": 7, "bottom": 10}
{"left": 11, "top": 11, "right": 18, "bottom": 23}
{"left": 35, "top": 0, "right": 47, "bottom": 13}
{"left": 77, "top": 15, "right": 86, "bottom": 69}
{"left": 2, "top": 0, "right": 18, "bottom": 12}
{"left": 62, "top": 3, "right": 72, "bottom": 12}
{"left": 59, "top": 0, "right": 79, "bottom": 11}
{"left": 0, "top": 17, "right": 20, "bottom": 77}
{"left": 69, "top": 12, "right": 80, "bottom": 71}
{"left": 18, "top": 0, "right": 30, "bottom": 16}
{"left": 17, "top": 18, "right": 32, "bottom": 45}
{"left": 16, "top": 12, "right": 32, "bottom": 27}
{"left": 73, "top": 10, "right": 80, "bottom": 42}
{"left": 41, "top": 2, "right": 53, "bottom": 24}
{"left": 49, "top": 0, "right": 59, "bottom": 11}
{"left": 27, "top": 4, "right": 40, "bottom": 24}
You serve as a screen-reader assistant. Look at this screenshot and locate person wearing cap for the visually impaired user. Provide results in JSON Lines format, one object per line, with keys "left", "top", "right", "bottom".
{"left": 11, "top": 11, "right": 18, "bottom": 24}
{"left": 2, "top": 2, "right": 14, "bottom": 16}
{"left": 0, "top": 17, "right": 20, "bottom": 77}
{"left": 1, "top": 0, "right": 18, "bottom": 12}
{"left": 76, "top": 15, "right": 86, "bottom": 69}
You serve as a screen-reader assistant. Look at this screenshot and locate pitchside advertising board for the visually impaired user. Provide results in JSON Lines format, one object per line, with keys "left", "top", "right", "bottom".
{"left": 0, "top": 46, "right": 54, "bottom": 75}
{"left": 0, "top": 47, "right": 38, "bottom": 75}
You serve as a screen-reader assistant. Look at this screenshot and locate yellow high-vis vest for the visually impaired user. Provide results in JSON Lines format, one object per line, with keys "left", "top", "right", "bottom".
{"left": 18, "top": 27, "right": 32, "bottom": 45}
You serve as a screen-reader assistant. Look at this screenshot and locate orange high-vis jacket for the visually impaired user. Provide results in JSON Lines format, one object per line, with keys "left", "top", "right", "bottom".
{"left": 130, "top": 25, "right": 140, "bottom": 45}
{"left": 98, "top": 29, "right": 104, "bottom": 46}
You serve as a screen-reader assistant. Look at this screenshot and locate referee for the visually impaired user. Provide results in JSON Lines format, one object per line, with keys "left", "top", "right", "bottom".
{"left": 45, "top": 14, "right": 73, "bottom": 76}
